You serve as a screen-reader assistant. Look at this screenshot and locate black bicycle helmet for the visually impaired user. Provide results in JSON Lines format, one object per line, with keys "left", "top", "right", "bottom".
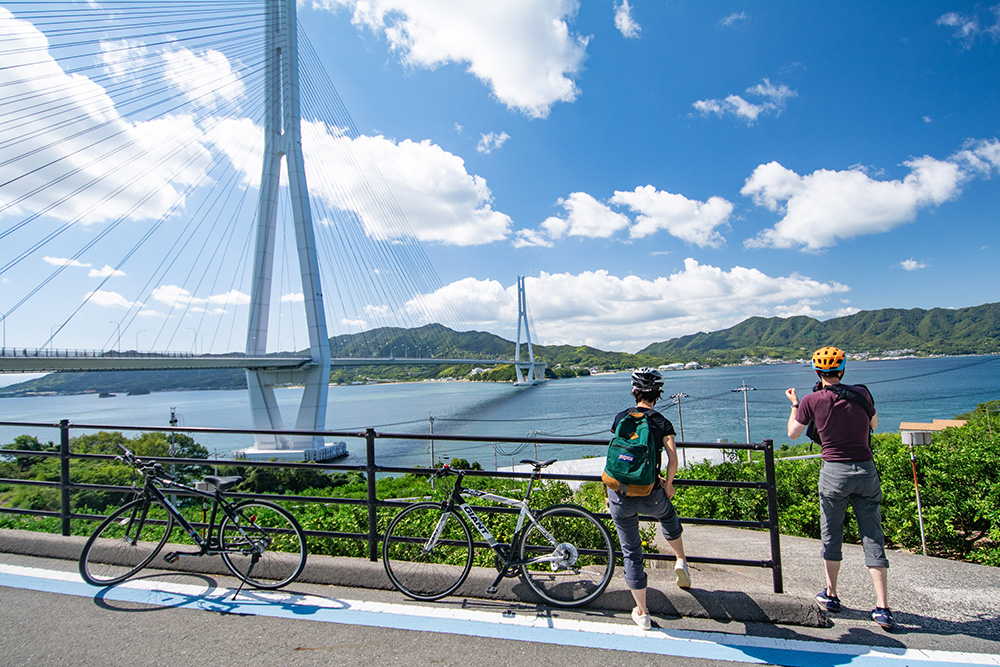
{"left": 631, "top": 367, "right": 664, "bottom": 392}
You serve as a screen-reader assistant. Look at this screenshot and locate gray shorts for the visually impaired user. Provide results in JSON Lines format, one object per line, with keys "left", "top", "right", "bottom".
{"left": 608, "top": 485, "right": 683, "bottom": 590}
{"left": 818, "top": 460, "right": 889, "bottom": 568}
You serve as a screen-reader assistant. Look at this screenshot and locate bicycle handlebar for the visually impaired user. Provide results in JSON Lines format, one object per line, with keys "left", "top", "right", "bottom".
{"left": 114, "top": 443, "right": 175, "bottom": 481}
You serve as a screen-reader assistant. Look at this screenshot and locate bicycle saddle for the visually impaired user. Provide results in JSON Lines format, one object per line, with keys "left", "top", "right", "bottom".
{"left": 519, "top": 459, "right": 557, "bottom": 469}
{"left": 203, "top": 475, "right": 242, "bottom": 492}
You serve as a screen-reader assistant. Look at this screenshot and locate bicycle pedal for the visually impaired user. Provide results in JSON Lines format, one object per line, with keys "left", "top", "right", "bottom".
{"left": 162, "top": 552, "right": 179, "bottom": 564}
{"left": 486, "top": 586, "right": 498, "bottom": 595}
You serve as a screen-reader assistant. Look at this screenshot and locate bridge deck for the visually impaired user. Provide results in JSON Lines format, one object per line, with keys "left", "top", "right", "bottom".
{"left": 0, "top": 351, "right": 543, "bottom": 373}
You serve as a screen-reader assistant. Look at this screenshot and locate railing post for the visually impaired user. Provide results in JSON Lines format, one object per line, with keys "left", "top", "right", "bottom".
{"left": 365, "top": 427, "right": 378, "bottom": 561}
{"left": 59, "top": 419, "right": 71, "bottom": 536}
{"left": 763, "top": 438, "right": 783, "bottom": 593}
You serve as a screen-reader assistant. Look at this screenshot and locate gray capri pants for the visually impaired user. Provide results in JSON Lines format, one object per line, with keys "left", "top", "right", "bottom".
{"left": 608, "top": 485, "right": 683, "bottom": 590}
{"left": 818, "top": 460, "right": 889, "bottom": 568}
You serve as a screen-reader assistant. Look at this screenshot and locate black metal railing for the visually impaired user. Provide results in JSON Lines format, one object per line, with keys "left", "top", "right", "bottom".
{"left": 0, "top": 419, "right": 784, "bottom": 593}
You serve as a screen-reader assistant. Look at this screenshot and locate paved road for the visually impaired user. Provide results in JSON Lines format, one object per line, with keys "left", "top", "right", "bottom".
{"left": 2, "top": 527, "right": 999, "bottom": 666}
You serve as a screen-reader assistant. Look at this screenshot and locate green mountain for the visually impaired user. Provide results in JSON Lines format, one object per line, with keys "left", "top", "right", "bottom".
{"left": 4, "top": 303, "right": 998, "bottom": 395}
{"left": 638, "top": 302, "right": 1000, "bottom": 363}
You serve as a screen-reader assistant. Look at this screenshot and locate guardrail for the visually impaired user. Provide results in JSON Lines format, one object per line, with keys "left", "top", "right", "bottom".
{"left": 0, "top": 419, "right": 784, "bottom": 593}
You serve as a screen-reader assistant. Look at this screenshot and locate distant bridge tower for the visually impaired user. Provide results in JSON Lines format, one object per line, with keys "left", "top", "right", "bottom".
{"left": 241, "top": 0, "right": 337, "bottom": 460}
{"left": 514, "top": 276, "right": 545, "bottom": 385}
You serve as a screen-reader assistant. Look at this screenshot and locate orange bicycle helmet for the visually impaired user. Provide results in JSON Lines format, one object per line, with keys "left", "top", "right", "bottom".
{"left": 812, "top": 346, "right": 846, "bottom": 372}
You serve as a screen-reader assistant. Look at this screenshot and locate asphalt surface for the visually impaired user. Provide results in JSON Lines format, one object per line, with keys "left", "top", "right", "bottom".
{"left": 2, "top": 524, "right": 999, "bottom": 647}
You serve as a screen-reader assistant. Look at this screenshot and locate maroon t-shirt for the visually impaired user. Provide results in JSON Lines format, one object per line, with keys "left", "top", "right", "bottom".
{"left": 796, "top": 383, "right": 875, "bottom": 462}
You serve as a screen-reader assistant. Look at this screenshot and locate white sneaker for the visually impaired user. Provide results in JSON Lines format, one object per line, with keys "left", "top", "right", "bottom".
{"left": 631, "top": 607, "right": 652, "bottom": 631}
{"left": 675, "top": 560, "right": 691, "bottom": 589}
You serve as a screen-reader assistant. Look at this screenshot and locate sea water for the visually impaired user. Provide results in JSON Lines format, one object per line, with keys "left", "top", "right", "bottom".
{"left": 1, "top": 356, "right": 998, "bottom": 470}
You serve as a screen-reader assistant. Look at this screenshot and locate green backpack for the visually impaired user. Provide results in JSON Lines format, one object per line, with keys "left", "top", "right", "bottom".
{"left": 602, "top": 410, "right": 657, "bottom": 496}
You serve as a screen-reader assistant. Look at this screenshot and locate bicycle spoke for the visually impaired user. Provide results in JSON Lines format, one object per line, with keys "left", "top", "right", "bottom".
{"left": 383, "top": 503, "right": 473, "bottom": 601}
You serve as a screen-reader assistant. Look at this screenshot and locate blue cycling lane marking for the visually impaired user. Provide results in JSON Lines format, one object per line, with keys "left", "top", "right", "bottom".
{"left": 1, "top": 564, "right": 997, "bottom": 667}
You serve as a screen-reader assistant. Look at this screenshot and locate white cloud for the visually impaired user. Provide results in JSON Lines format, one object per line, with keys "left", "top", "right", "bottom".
{"left": 952, "top": 138, "right": 1000, "bottom": 177}
{"left": 150, "top": 285, "right": 250, "bottom": 307}
{"left": 476, "top": 131, "right": 510, "bottom": 154}
{"left": 693, "top": 78, "right": 797, "bottom": 124}
{"left": 0, "top": 10, "right": 215, "bottom": 225}
{"left": 300, "top": 122, "right": 513, "bottom": 245}
{"left": 85, "top": 289, "right": 137, "bottom": 308}
{"left": 161, "top": 47, "right": 245, "bottom": 108}
{"left": 719, "top": 12, "right": 748, "bottom": 28}
{"left": 311, "top": 0, "right": 589, "bottom": 118}
{"left": 281, "top": 292, "right": 305, "bottom": 303}
{"left": 938, "top": 8, "right": 1000, "bottom": 46}
{"left": 43, "top": 256, "right": 90, "bottom": 268}
{"left": 614, "top": 1, "right": 641, "bottom": 39}
{"left": 743, "top": 156, "right": 965, "bottom": 250}
{"left": 899, "top": 258, "right": 928, "bottom": 271}
{"left": 88, "top": 265, "right": 126, "bottom": 278}
{"left": 541, "top": 192, "right": 631, "bottom": 239}
{"left": 611, "top": 185, "right": 733, "bottom": 247}
{"left": 400, "top": 263, "right": 851, "bottom": 351}
{"left": 517, "top": 187, "right": 733, "bottom": 248}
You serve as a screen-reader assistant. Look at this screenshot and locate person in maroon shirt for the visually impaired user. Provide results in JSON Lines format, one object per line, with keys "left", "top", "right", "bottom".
{"left": 785, "top": 346, "right": 895, "bottom": 631}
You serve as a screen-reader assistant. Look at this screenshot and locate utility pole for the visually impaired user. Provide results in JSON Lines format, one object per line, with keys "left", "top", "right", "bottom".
{"left": 429, "top": 416, "right": 435, "bottom": 467}
{"left": 732, "top": 380, "right": 756, "bottom": 462}
{"left": 671, "top": 393, "right": 689, "bottom": 466}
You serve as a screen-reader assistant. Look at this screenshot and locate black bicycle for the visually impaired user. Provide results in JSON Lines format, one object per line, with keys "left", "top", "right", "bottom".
{"left": 79, "top": 444, "right": 307, "bottom": 590}
{"left": 383, "top": 459, "right": 615, "bottom": 607}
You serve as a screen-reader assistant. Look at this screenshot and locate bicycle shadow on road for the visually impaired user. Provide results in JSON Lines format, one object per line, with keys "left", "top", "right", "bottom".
{"left": 89, "top": 571, "right": 340, "bottom": 618}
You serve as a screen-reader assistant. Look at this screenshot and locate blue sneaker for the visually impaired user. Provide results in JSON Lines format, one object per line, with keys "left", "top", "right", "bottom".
{"left": 871, "top": 607, "right": 895, "bottom": 631}
{"left": 815, "top": 588, "right": 841, "bottom": 613}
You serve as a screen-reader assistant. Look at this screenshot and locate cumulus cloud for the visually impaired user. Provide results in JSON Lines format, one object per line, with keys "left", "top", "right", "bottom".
{"left": 85, "top": 289, "right": 137, "bottom": 309}
{"left": 0, "top": 9, "right": 215, "bottom": 225}
{"left": 614, "top": 1, "right": 641, "bottom": 38}
{"left": 611, "top": 185, "right": 733, "bottom": 247}
{"left": 281, "top": 292, "right": 305, "bottom": 303}
{"left": 207, "top": 118, "right": 514, "bottom": 246}
{"left": 301, "top": 122, "right": 513, "bottom": 245}
{"left": 312, "top": 0, "right": 589, "bottom": 118}
{"left": 693, "top": 78, "right": 797, "bottom": 124}
{"left": 899, "top": 258, "right": 928, "bottom": 271}
{"left": 743, "top": 156, "right": 966, "bottom": 250}
{"left": 161, "top": 47, "right": 245, "bottom": 108}
{"left": 516, "top": 187, "right": 733, "bottom": 248}
{"left": 150, "top": 285, "right": 250, "bottom": 307}
{"left": 399, "top": 263, "right": 851, "bottom": 350}
{"left": 89, "top": 265, "right": 126, "bottom": 278}
{"left": 476, "top": 131, "right": 510, "bottom": 154}
{"left": 43, "top": 256, "right": 90, "bottom": 268}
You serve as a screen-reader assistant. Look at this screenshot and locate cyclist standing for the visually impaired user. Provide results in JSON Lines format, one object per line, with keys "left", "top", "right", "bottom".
{"left": 785, "top": 346, "right": 894, "bottom": 631}
{"left": 609, "top": 367, "right": 690, "bottom": 631}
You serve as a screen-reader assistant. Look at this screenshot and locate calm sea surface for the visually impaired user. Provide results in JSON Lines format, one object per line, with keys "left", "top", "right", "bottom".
{"left": 2, "top": 356, "right": 998, "bottom": 469}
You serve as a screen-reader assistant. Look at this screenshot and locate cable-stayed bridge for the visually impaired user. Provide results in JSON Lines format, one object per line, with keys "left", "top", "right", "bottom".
{"left": 0, "top": 1, "right": 546, "bottom": 460}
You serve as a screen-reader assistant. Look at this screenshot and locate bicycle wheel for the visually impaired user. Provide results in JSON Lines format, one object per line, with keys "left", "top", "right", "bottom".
{"left": 219, "top": 500, "right": 307, "bottom": 589}
{"left": 79, "top": 497, "right": 175, "bottom": 586}
{"left": 383, "top": 502, "right": 473, "bottom": 601}
{"left": 517, "top": 503, "right": 615, "bottom": 607}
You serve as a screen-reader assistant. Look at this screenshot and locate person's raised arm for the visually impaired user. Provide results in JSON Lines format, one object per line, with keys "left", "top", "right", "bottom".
{"left": 786, "top": 388, "right": 806, "bottom": 439}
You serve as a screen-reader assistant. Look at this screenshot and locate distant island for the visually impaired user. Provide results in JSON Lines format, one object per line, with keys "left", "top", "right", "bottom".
{"left": 2, "top": 302, "right": 997, "bottom": 396}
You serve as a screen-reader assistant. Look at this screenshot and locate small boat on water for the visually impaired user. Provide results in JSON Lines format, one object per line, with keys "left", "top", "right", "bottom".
{"left": 98, "top": 391, "right": 116, "bottom": 398}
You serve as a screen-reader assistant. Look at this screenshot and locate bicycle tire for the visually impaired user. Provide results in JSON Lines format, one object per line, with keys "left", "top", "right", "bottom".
{"left": 79, "top": 497, "right": 175, "bottom": 586}
{"left": 219, "top": 500, "right": 307, "bottom": 589}
{"left": 383, "top": 502, "right": 473, "bottom": 601}
{"left": 517, "top": 503, "right": 615, "bottom": 607}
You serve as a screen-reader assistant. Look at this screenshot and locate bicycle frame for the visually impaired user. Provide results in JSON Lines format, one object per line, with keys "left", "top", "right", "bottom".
{"left": 433, "top": 469, "right": 562, "bottom": 571}
{"left": 126, "top": 468, "right": 250, "bottom": 559}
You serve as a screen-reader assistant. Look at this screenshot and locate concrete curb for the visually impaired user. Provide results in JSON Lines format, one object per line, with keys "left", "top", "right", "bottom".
{"left": 0, "top": 528, "right": 825, "bottom": 627}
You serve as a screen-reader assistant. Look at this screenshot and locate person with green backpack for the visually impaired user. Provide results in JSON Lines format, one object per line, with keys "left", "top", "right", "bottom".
{"left": 604, "top": 367, "right": 690, "bottom": 631}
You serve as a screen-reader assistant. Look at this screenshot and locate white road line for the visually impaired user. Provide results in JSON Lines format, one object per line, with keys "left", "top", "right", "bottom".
{"left": 1, "top": 564, "right": 996, "bottom": 667}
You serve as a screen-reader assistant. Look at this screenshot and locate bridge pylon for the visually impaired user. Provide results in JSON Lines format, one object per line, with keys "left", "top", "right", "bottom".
{"left": 513, "top": 276, "right": 546, "bottom": 386}
{"left": 240, "top": 0, "right": 338, "bottom": 461}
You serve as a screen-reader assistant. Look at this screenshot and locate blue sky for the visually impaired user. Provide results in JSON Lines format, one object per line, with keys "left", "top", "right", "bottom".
{"left": 1, "top": 0, "right": 999, "bottom": 360}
